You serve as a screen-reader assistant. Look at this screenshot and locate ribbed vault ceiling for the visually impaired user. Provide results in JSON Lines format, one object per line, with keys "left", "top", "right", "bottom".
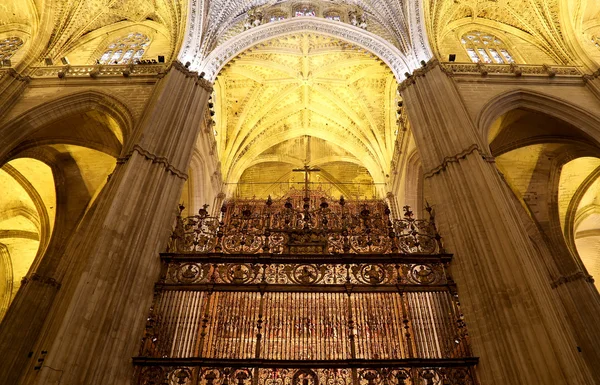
{"left": 424, "top": 0, "right": 581, "bottom": 65}
{"left": 214, "top": 33, "right": 398, "bottom": 196}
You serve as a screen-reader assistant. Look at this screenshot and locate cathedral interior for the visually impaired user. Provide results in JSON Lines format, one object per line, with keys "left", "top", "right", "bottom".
{"left": 1, "top": 0, "right": 600, "bottom": 384}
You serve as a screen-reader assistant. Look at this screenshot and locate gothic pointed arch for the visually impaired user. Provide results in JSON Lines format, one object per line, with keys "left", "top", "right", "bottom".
{"left": 476, "top": 89, "right": 600, "bottom": 151}
{"left": 179, "top": 0, "right": 433, "bottom": 71}
{"left": 0, "top": 90, "right": 135, "bottom": 163}
{"left": 193, "top": 18, "right": 414, "bottom": 82}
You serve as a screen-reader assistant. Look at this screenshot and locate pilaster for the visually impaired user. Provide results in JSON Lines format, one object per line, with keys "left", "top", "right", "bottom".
{"left": 0, "top": 68, "right": 30, "bottom": 121}
{"left": 13, "top": 62, "right": 212, "bottom": 385}
{"left": 399, "top": 59, "right": 595, "bottom": 385}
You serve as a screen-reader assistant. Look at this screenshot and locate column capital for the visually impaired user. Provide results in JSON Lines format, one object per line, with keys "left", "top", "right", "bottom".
{"left": 171, "top": 61, "right": 214, "bottom": 93}
{"left": 398, "top": 58, "right": 451, "bottom": 92}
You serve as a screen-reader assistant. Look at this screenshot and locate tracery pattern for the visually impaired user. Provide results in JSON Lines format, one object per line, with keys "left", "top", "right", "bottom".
{"left": 180, "top": 0, "right": 431, "bottom": 72}
{"left": 98, "top": 33, "right": 149, "bottom": 64}
{"left": 424, "top": 0, "right": 573, "bottom": 64}
{"left": 0, "top": 37, "right": 23, "bottom": 61}
{"left": 461, "top": 31, "right": 515, "bottom": 64}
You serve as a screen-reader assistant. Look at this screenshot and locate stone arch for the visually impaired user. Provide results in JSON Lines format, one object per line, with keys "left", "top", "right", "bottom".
{"left": 476, "top": 88, "right": 600, "bottom": 153}
{"left": 563, "top": 165, "right": 600, "bottom": 259}
{"left": 478, "top": 90, "right": 600, "bottom": 296}
{"left": 61, "top": 22, "right": 172, "bottom": 65}
{"left": 0, "top": 90, "right": 134, "bottom": 163}
{"left": 191, "top": 18, "right": 416, "bottom": 82}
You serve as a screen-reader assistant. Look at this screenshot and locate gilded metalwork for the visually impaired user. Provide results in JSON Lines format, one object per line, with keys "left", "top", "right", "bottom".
{"left": 135, "top": 366, "right": 478, "bottom": 385}
{"left": 163, "top": 262, "right": 447, "bottom": 286}
{"left": 138, "top": 195, "right": 475, "bottom": 384}
{"left": 168, "top": 197, "right": 443, "bottom": 255}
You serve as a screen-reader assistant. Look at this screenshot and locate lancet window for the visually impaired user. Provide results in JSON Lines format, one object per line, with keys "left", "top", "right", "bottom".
{"left": 324, "top": 11, "right": 341, "bottom": 21}
{"left": 461, "top": 31, "right": 515, "bottom": 64}
{"left": 268, "top": 11, "right": 286, "bottom": 22}
{"left": 294, "top": 6, "right": 316, "bottom": 17}
{"left": 98, "top": 33, "right": 149, "bottom": 65}
{"left": 0, "top": 37, "right": 24, "bottom": 61}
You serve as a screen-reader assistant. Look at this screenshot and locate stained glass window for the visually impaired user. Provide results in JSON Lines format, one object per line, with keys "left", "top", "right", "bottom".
{"left": 98, "top": 33, "right": 150, "bottom": 65}
{"left": 0, "top": 37, "right": 24, "bottom": 62}
{"left": 324, "top": 11, "right": 341, "bottom": 21}
{"left": 269, "top": 12, "right": 286, "bottom": 22}
{"left": 461, "top": 31, "right": 515, "bottom": 64}
{"left": 294, "top": 8, "right": 315, "bottom": 17}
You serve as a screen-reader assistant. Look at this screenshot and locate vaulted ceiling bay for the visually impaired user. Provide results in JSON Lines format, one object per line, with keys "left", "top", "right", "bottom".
{"left": 213, "top": 33, "right": 398, "bottom": 199}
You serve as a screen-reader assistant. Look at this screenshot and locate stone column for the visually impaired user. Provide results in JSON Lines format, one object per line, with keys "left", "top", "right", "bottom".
{"left": 16, "top": 62, "right": 212, "bottom": 385}
{"left": 584, "top": 69, "right": 600, "bottom": 101}
{"left": 0, "top": 149, "right": 99, "bottom": 385}
{"left": 399, "top": 60, "right": 594, "bottom": 385}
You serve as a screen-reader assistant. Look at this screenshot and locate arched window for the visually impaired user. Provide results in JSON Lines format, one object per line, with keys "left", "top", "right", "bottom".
{"left": 98, "top": 33, "right": 150, "bottom": 65}
{"left": 294, "top": 6, "right": 315, "bottom": 17}
{"left": 461, "top": 31, "right": 515, "bottom": 64}
{"left": 268, "top": 11, "right": 286, "bottom": 23}
{"left": 324, "top": 11, "right": 341, "bottom": 21}
{"left": 0, "top": 37, "right": 24, "bottom": 62}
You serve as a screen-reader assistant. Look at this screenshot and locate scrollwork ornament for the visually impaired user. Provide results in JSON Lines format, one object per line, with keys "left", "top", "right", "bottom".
{"left": 224, "top": 264, "right": 257, "bottom": 284}
{"left": 409, "top": 264, "right": 436, "bottom": 284}
{"left": 168, "top": 367, "right": 194, "bottom": 385}
{"left": 292, "top": 264, "right": 321, "bottom": 284}
{"left": 138, "top": 366, "right": 166, "bottom": 385}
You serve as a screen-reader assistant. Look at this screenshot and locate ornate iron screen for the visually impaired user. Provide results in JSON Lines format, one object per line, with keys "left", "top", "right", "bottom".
{"left": 134, "top": 194, "right": 478, "bottom": 385}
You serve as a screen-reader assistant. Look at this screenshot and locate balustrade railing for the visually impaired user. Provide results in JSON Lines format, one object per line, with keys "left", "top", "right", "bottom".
{"left": 30, "top": 63, "right": 166, "bottom": 78}
{"left": 167, "top": 195, "right": 444, "bottom": 255}
{"left": 442, "top": 62, "right": 582, "bottom": 77}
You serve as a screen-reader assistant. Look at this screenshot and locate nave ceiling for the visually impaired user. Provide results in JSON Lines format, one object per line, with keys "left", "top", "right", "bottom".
{"left": 212, "top": 33, "right": 398, "bottom": 198}
{"left": 0, "top": 0, "right": 187, "bottom": 65}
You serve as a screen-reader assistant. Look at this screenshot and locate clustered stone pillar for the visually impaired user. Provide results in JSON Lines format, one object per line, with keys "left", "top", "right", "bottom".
{"left": 399, "top": 59, "right": 595, "bottom": 385}
{"left": 0, "top": 150, "right": 103, "bottom": 385}
{"left": 10, "top": 62, "right": 212, "bottom": 385}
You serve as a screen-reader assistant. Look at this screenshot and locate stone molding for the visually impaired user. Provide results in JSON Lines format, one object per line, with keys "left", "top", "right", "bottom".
{"left": 117, "top": 144, "right": 189, "bottom": 180}
{"left": 0, "top": 68, "right": 31, "bottom": 83}
{"left": 398, "top": 59, "right": 584, "bottom": 92}
{"left": 423, "top": 144, "right": 495, "bottom": 179}
{"left": 21, "top": 273, "right": 61, "bottom": 289}
{"left": 583, "top": 68, "right": 600, "bottom": 83}
{"left": 551, "top": 271, "right": 595, "bottom": 289}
